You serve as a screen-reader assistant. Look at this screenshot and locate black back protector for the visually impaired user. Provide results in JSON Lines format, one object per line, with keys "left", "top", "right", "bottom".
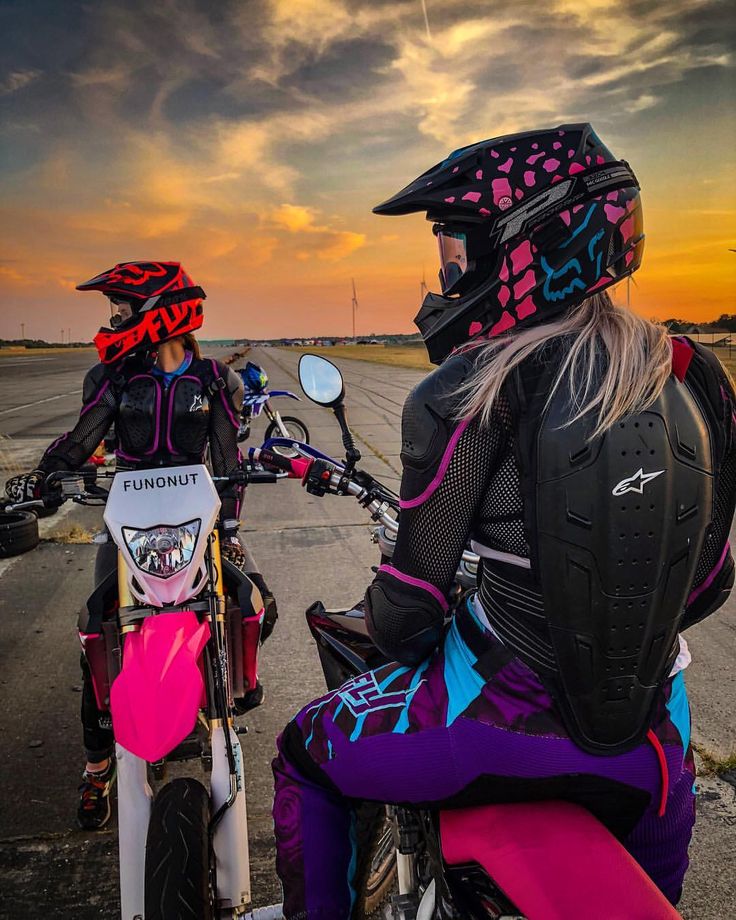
{"left": 508, "top": 353, "right": 713, "bottom": 754}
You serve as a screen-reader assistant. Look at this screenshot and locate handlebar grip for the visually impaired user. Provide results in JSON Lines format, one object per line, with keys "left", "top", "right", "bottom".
{"left": 251, "top": 448, "right": 312, "bottom": 479}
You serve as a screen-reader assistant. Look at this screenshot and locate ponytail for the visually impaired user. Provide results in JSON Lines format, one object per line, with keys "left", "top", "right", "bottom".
{"left": 181, "top": 333, "right": 201, "bottom": 360}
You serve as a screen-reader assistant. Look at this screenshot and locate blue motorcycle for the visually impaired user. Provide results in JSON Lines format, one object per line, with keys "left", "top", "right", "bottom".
{"left": 237, "top": 362, "right": 309, "bottom": 455}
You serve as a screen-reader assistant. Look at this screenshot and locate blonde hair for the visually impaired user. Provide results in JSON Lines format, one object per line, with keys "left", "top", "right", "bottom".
{"left": 457, "top": 291, "right": 672, "bottom": 440}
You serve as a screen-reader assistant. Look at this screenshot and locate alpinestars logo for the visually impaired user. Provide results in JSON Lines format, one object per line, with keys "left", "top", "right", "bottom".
{"left": 190, "top": 393, "right": 204, "bottom": 413}
{"left": 612, "top": 468, "right": 665, "bottom": 496}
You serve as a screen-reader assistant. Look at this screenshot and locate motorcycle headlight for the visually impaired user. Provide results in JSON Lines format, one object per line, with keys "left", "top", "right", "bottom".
{"left": 122, "top": 519, "right": 201, "bottom": 579}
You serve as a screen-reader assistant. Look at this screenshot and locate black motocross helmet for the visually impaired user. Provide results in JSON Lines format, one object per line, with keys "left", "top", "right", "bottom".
{"left": 373, "top": 124, "right": 644, "bottom": 364}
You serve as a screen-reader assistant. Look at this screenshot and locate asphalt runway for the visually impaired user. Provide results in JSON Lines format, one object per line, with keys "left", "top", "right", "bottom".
{"left": 0, "top": 346, "right": 734, "bottom": 918}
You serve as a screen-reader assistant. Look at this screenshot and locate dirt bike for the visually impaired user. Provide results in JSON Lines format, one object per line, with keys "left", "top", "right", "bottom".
{"left": 7, "top": 463, "right": 286, "bottom": 920}
{"left": 250, "top": 352, "right": 682, "bottom": 920}
{"left": 237, "top": 361, "right": 309, "bottom": 455}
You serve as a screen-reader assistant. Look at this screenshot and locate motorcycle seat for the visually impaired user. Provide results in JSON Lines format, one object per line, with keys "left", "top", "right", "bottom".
{"left": 440, "top": 800, "right": 681, "bottom": 920}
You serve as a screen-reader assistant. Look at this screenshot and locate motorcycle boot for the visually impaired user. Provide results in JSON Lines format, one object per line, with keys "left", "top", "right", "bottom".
{"left": 77, "top": 758, "right": 116, "bottom": 830}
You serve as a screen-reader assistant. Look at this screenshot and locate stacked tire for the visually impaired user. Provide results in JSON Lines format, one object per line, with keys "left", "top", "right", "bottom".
{"left": 0, "top": 509, "right": 39, "bottom": 558}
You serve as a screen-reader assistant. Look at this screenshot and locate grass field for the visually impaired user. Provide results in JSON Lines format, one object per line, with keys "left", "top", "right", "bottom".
{"left": 719, "top": 354, "right": 736, "bottom": 379}
{"left": 283, "top": 344, "right": 433, "bottom": 370}
{"left": 284, "top": 344, "right": 736, "bottom": 379}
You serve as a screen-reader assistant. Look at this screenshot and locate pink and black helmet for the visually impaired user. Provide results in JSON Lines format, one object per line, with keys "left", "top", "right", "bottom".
{"left": 373, "top": 124, "right": 644, "bottom": 364}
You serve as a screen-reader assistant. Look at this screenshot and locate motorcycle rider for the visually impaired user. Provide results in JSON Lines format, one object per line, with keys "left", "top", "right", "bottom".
{"left": 271, "top": 125, "right": 736, "bottom": 916}
{"left": 6, "top": 261, "right": 277, "bottom": 830}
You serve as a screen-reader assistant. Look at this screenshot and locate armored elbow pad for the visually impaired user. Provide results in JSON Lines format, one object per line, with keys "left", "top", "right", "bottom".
{"left": 365, "top": 573, "right": 445, "bottom": 666}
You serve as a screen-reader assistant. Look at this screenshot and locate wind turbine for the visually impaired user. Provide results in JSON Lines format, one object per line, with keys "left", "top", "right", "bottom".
{"left": 420, "top": 267, "right": 428, "bottom": 303}
{"left": 351, "top": 278, "right": 358, "bottom": 340}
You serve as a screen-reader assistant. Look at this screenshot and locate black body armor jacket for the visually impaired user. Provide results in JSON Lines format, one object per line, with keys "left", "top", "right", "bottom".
{"left": 365, "top": 338, "right": 736, "bottom": 755}
{"left": 38, "top": 354, "right": 244, "bottom": 519}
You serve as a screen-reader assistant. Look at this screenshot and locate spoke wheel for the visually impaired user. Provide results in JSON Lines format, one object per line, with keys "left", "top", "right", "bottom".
{"left": 264, "top": 417, "right": 310, "bottom": 458}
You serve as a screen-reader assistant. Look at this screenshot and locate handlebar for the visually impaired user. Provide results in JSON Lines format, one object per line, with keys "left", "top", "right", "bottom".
{"left": 4, "top": 464, "right": 285, "bottom": 513}
{"left": 250, "top": 447, "right": 480, "bottom": 568}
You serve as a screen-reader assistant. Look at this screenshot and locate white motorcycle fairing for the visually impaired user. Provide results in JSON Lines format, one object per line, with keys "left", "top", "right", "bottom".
{"left": 103, "top": 464, "right": 220, "bottom": 607}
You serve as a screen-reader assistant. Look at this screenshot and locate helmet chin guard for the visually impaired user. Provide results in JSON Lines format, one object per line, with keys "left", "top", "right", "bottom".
{"left": 374, "top": 124, "right": 643, "bottom": 364}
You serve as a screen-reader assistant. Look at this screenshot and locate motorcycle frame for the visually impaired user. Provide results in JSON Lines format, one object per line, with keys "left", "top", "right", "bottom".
{"left": 115, "top": 531, "right": 252, "bottom": 920}
{"left": 242, "top": 390, "right": 300, "bottom": 435}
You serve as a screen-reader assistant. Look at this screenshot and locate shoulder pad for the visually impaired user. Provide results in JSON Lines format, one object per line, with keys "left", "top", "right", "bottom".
{"left": 205, "top": 358, "right": 243, "bottom": 412}
{"left": 82, "top": 363, "right": 111, "bottom": 404}
{"left": 222, "top": 363, "right": 244, "bottom": 412}
{"left": 401, "top": 352, "right": 476, "bottom": 470}
{"left": 681, "top": 338, "right": 735, "bottom": 455}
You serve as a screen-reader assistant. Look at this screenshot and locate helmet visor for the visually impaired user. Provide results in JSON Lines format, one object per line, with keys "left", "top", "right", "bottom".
{"left": 434, "top": 226, "right": 468, "bottom": 294}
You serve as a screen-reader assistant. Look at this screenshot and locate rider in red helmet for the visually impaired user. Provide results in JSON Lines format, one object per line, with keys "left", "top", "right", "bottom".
{"left": 6, "top": 261, "right": 277, "bottom": 829}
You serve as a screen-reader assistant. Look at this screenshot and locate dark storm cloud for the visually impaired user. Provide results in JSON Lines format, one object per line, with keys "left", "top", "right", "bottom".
{"left": 282, "top": 38, "right": 396, "bottom": 103}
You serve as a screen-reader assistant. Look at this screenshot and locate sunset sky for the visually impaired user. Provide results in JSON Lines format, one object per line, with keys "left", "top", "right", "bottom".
{"left": 1, "top": 0, "right": 734, "bottom": 341}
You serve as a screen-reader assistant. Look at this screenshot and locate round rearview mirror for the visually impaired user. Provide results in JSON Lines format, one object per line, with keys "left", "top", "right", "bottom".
{"left": 298, "top": 353, "right": 345, "bottom": 407}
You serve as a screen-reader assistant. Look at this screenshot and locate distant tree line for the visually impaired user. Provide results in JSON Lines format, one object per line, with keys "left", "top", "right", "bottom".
{"left": 0, "top": 338, "right": 91, "bottom": 348}
{"left": 662, "top": 315, "right": 736, "bottom": 332}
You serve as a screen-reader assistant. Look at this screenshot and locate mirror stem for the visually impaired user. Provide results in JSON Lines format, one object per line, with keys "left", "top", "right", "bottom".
{"left": 333, "top": 403, "right": 361, "bottom": 471}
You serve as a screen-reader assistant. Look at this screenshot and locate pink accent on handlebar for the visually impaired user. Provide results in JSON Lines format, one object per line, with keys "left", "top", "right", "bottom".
{"left": 288, "top": 457, "right": 313, "bottom": 479}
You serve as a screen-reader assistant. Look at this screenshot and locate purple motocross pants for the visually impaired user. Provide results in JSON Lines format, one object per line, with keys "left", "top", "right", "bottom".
{"left": 272, "top": 600, "right": 696, "bottom": 919}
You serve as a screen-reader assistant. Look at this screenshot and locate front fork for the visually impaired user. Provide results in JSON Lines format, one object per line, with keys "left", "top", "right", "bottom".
{"left": 117, "top": 743, "right": 153, "bottom": 920}
{"left": 263, "top": 400, "right": 290, "bottom": 437}
{"left": 208, "top": 529, "right": 252, "bottom": 911}
{"left": 115, "top": 539, "right": 253, "bottom": 918}
{"left": 116, "top": 556, "right": 152, "bottom": 920}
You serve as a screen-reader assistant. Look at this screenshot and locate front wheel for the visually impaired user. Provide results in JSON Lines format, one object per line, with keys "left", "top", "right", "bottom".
{"left": 145, "top": 778, "right": 214, "bottom": 920}
{"left": 265, "top": 416, "right": 310, "bottom": 458}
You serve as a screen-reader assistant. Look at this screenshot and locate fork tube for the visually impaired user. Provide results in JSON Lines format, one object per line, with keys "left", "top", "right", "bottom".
{"left": 397, "top": 852, "right": 416, "bottom": 894}
{"left": 273, "top": 410, "right": 290, "bottom": 437}
{"left": 206, "top": 531, "right": 252, "bottom": 908}
{"left": 117, "top": 550, "right": 134, "bottom": 608}
{"left": 115, "top": 555, "right": 152, "bottom": 919}
{"left": 117, "top": 743, "right": 152, "bottom": 920}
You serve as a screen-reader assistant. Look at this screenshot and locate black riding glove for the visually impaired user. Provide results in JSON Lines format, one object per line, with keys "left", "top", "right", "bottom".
{"left": 5, "top": 470, "right": 60, "bottom": 510}
{"left": 221, "top": 534, "right": 246, "bottom": 568}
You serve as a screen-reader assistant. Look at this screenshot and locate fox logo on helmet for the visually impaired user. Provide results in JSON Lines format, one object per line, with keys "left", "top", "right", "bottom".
{"left": 78, "top": 261, "right": 184, "bottom": 299}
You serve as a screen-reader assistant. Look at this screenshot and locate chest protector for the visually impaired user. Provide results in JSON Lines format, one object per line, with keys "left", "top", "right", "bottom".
{"left": 507, "top": 354, "right": 713, "bottom": 754}
{"left": 115, "top": 359, "right": 216, "bottom": 463}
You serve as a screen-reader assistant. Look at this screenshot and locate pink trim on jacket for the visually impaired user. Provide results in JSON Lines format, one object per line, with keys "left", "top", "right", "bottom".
{"left": 378, "top": 564, "right": 449, "bottom": 612}
{"left": 687, "top": 541, "right": 730, "bottom": 606}
{"left": 399, "top": 417, "right": 471, "bottom": 510}
{"left": 80, "top": 379, "right": 110, "bottom": 415}
{"left": 210, "top": 359, "right": 239, "bottom": 428}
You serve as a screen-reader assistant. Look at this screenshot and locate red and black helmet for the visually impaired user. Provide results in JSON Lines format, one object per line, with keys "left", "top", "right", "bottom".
{"left": 77, "top": 261, "right": 206, "bottom": 364}
{"left": 373, "top": 124, "right": 644, "bottom": 364}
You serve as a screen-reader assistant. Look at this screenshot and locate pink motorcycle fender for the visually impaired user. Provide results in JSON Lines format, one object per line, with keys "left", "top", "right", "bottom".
{"left": 441, "top": 801, "right": 682, "bottom": 920}
{"left": 110, "top": 611, "right": 211, "bottom": 762}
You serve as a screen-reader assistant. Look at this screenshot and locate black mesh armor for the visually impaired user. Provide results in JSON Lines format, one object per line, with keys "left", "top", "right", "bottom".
{"left": 367, "top": 338, "right": 736, "bottom": 750}
{"left": 38, "top": 355, "right": 244, "bottom": 519}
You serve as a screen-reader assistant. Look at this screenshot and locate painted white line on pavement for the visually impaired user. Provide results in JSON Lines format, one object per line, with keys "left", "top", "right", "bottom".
{"left": 0, "top": 500, "right": 77, "bottom": 580}
{"left": 0, "top": 390, "right": 82, "bottom": 417}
